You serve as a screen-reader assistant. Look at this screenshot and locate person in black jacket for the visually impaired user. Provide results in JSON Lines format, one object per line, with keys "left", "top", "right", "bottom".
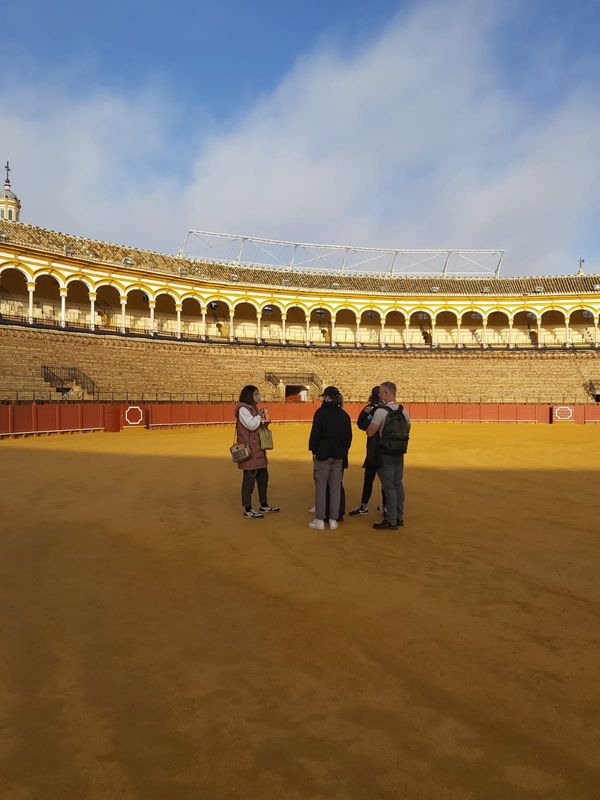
{"left": 349, "top": 386, "right": 386, "bottom": 516}
{"left": 308, "top": 386, "right": 352, "bottom": 531}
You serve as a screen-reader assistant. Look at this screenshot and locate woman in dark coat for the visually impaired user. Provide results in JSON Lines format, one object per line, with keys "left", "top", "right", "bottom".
{"left": 234, "top": 385, "right": 280, "bottom": 518}
{"left": 349, "top": 386, "right": 385, "bottom": 516}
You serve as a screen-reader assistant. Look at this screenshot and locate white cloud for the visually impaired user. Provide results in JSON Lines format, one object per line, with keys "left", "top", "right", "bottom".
{"left": 2, "top": 0, "right": 599, "bottom": 275}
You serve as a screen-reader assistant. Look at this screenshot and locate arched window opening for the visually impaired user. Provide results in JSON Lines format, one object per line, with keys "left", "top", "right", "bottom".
{"left": 383, "top": 310, "right": 405, "bottom": 347}
{"left": 435, "top": 311, "right": 458, "bottom": 348}
{"left": 260, "top": 304, "right": 283, "bottom": 342}
{"left": 309, "top": 308, "right": 332, "bottom": 346}
{"left": 95, "top": 285, "right": 121, "bottom": 330}
{"left": 0, "top": 267, "right": 28, "bottom": 318}
{"left": 155, "top": 294, "right": 177, "bottom": 337}
{"left": 181, "top": 297, "right": 202, "bottom": 339}
{"left": 125, "top": 289, "right": 151, "bottom": 333}
{"left": 334, "top": 309, "right": 356, "bottom": 346}
{"left": 233, "top": 302, "right": 258, "bottom": 341}
{"left": 285, "top": 306, "right": 307, "bottom": 344}
{"left": 34, "top": 275, "right": 61, "bottom": 323}
{"left": 65, "top": 280, "right": 90, "bottom": 328}
{"left": 206, "top": 300, "right": 231, "bottom": 340}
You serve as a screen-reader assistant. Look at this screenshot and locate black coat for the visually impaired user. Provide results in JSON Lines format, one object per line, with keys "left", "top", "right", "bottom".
{"left": 309, "top": 402, "right": 352, "bottom": 462}
{"left": 357, "top": 403, "right": 379, "bottom": 467}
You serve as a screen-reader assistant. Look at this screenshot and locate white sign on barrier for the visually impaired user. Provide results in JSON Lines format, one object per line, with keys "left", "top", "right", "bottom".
{"left": 554, "top": 406, "right": 574, "bottom": 421}
{"left": 125, "top": 405, "right": 144, "bottom": 426}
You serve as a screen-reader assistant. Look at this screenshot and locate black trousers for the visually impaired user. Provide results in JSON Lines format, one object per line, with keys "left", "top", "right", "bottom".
{"left": 361, "top": 463, "right": 385, "bottom": 507}
{"left": 241, "top": 468, "right": 269, "bottom": 508}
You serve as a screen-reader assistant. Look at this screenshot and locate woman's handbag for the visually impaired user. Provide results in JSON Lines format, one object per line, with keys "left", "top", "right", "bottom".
{"left": 230, "top": 424, "right": 252, "bottom": 463}
{"left": 258, "top": 425, "right": 274, "bottom": 451}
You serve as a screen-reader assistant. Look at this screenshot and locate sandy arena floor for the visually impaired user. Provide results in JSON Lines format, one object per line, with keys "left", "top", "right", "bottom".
{"left": 0, "top": 422, "right": 599, "bottom": 800}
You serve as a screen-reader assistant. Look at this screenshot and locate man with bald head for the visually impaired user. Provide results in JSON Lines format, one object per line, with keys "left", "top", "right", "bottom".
{"left": 366, "top": 381, "right": 410, "bottom": 530}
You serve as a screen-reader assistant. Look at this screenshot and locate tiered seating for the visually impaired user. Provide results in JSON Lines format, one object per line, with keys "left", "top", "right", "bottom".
{"left": 1, "top": 326, "right": 598, "bottom": 403}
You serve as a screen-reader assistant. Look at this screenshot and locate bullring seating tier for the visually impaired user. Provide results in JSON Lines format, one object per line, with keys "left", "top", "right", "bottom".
{"left": 1, "top": 326, "right": 598, "bottom": 403}
{"left": 2, "top": 219, "right": 600, "bottom": 296}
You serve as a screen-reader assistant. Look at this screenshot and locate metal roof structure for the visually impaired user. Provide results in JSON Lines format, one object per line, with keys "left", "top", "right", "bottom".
{"left": 179, "top": 230, "right": 505, "bottom": 278}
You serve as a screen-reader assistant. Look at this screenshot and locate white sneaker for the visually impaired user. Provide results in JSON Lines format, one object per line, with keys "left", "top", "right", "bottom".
{"left": 308, "top": 506, "right": 316, "bottom": 513}
{"left": 328, "top": 519, "right": 339, "bottom": 530}
{"left": 308, "top": 518, "right": 325, "bottom": 530}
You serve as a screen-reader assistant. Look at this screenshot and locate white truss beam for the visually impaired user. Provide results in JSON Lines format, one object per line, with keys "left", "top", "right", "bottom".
{"left": 179, "top": 230, "right": 504, "bottom": 278}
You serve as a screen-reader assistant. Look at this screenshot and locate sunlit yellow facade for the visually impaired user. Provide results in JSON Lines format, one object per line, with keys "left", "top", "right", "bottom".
{"left": 1, "top": 219, "right": 599, "bottom": 349}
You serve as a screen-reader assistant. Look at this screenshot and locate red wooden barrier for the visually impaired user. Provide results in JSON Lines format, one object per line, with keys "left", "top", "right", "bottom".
{"left": 2, "top": 401, "right": 600, "bottom": 438}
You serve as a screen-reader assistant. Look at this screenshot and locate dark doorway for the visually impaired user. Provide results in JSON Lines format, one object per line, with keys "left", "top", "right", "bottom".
{"left": 285, "top": 385, "right": 308, "bottom": 402}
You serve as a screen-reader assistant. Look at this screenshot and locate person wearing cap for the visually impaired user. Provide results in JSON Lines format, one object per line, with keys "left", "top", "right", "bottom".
{"left": 349, "top": 386, "right": 386, "bottom": 517}
{"left": 308, "top": 386, "right": 352, "bottom": 530}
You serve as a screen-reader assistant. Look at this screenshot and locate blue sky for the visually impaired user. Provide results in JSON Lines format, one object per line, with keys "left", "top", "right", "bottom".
{"left": 2, "top": 0, "right": 600, "bottom": 275}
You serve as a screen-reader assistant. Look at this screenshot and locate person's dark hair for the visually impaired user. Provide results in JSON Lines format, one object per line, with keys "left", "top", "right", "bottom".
{"left": 368, "top": 385, "right": 380, "bottom": 405}
{"left": 239, "top": 385, "right": 259, "bottom": 404}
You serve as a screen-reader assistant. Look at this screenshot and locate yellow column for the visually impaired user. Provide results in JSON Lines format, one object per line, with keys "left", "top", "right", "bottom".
{"left": 59, "top": 287, "right": 67, "bottom": 327}
{"left": 89, "top": 291, "right": 96, "bottom": 331}
{"left": 120, "top": 296, "right": 127, "bottom": 333}
{"left": 281, "top": 313, "right": 286, "bottom": 344}
{"left": 380, "top": 318, "right": 385, "bottom": 348}
{"left": 256, "top": 312, "right": 262, "bottom": 343}
{"left": 176, "top": 305, "right": 182, "bottom": 339}
{"left": 27, "top": 281, "right": 35, "bottom": 323}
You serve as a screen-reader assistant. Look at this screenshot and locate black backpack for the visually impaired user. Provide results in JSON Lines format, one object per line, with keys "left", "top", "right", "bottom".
{"left": 379, "top": 404, "right": 410, "bottom": 455}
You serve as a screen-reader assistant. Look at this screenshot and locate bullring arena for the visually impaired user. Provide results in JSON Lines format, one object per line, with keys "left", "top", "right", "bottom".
{"left": 1, "top": 187, "right": 600, "bottom": 799}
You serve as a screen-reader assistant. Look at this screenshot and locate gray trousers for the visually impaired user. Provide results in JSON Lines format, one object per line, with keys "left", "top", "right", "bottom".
{"left": 377, "top": 453, "right": 405, "bottom": 524}
{"left": 313, "top": 457, "right": 343, "bottom": 521}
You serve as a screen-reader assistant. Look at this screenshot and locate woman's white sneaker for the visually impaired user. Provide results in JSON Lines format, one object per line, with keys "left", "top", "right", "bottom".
{"left": 308, "top": 518, "right": 325, "bottom": 530}
{"left": 328, "top": 519, "right": 339, "bottom": 530}
{"left": 243, "top": 509, "right": 264, "bottom": 519}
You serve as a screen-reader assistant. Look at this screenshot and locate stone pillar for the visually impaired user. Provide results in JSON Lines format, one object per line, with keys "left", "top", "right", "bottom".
{"left": 355, "top": 319, "right": 361, "bottom": 348}
{"left": 305, "top": 317, "right": 311, "bottom": 346}
{"left": 405, "top": 320, "right": 411, "bottom": 348}
{"left": 482, "top": 320, "right": 487, "bottom": 348}
{"left": 229, "top": 309, "right": 235, "bottom": 342}
{"left": 430, "top": 320, "right": 436, "bottom": 348}
{"left": 176, "top": 305, "right": 182, "bottom": 339}
{"left": 594, "top": 317, "right": 599, "bottom": 348}
{"left": 508, "top": 320, "right": 513, "bottom": 349}
{"left": 330, "top": 318, "right": 336, "bottom": 347}
{"left": 149, "top": 301, "right": 156, "bottom": 335}
{"left": 201, "top": 308, "right": 207, "bottom": 340}
{"left": 536, "top": 319, "right": 542, "bottom": 349}
{"left": 60, "top": 288, "right": 67, "bottom": 328}
{"left": 565, "top": 319, "right": 570, "bottom": 347}
{"left": 380, "top": 319, "right": 385, "bottom": 348}
{"left": 256, "top": 312, "right": 262, "bottom": 343}
{"left": 89, "top": 292, "right": 96, "bottom": 331}
{"left": 120, "top": 297, "right": 127, "bottom": 333}
{"left": 27, "top": 282, "right": 35, "bottom": 323}
{"left": 281, "top": 313, "right": 287, "bottom": 344}
{"left": 456, "top": 320, "right": 462, "bottom": 348}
